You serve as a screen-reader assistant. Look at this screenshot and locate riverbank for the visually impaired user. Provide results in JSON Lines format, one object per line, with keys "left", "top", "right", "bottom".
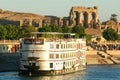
{"left": 86, "top": 50, "right": 120, "bottom": 65}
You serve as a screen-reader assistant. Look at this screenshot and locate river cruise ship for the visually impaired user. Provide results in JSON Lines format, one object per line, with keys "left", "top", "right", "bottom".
{"left": 19, "top": 32, "right": 87, "bottom": 76}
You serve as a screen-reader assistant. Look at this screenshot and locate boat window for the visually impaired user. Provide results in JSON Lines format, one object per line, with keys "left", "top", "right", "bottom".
{"left": 56, "top": 54, "right": 59, "bottom": 59}
{"left": 66, "top": 44, "right": 68, "bottom": 48}
{"left": 68, "top": 53, "right": 70, "bottom": 58}
{"left": 70, "top": 53, "right": 71, "bottom": 58}
{"left": 66, "top": 53, "right": 68, "bottom": 58}
{"left": 60, "top": 54, "right": 62, "bottom": 58}
{"left": 61, "top": 44, "right": 63, "bottom": 49}
{"left": 24, "top": 39, "right": 33, "bottom": 44}
{"left": 49, "top": 54, "right": 54, "bottom": 59}
{"left": 68, "top": 44, "right": 70, "bottom": 48}
{"left": 64, "top": 44, "right": 66, "bottom": 48}
{"left": 50, "top": 63, "right": 53, "bottom": 68}
{"left": 62, "top": 54, "right": 65, "bottom": 58}
{"left": 56, "top": 44, "right": 59, "bottom": 49}
{"left": 50, "top": 44, "right": 54, "bottom": 49}
{"left": 35, "top": 39, "right": 44, "bottom": 45}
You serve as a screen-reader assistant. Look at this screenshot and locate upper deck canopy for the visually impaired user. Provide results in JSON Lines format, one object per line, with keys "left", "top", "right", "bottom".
{"left": 30, "top": 32, "right": 75, "bottom": 36}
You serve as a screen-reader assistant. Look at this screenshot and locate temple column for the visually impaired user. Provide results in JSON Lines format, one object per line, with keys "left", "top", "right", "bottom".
{"left": 29, "top": 18, "right": 32, "bottom": 26}
{"left": 87, "top": 12, "right": 90, "bottom": 27}
{"left": 69, "top": 11, "right": 74, "bottom": 26}
{"left": 94, "top": 13, "right": 98, "bottom": 23}
{"left": 20, "top": 19, "right": 23, "bottom": 26}
{"left": 84, "top": 12, "right": 88, "bottom": 27}
{"left": 78, "top": 12, "right": 83, "bottom": 25}
{"left": 39, "top": 19, "right": 42, "bottom": 28}
{"left": 87, "top": 13, "right": 90, "bottom": 24}
{"left": 66, "top": 20, "right": 69, "bottom": 26}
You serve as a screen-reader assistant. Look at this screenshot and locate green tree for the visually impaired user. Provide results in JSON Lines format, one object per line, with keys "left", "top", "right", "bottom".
{"left": 102, "top": 28, "right": 118, "bottom": 41}
{"left": 38, "top": 25, "right": 52, "bottom": 32}
{"left": 50, "top": 24, "right": 62, "bottom": 32}
{"left": 18, "top": 28, "right": 25, "bottom": 39}
{"left": 21, "top": 24, "right": 37, "bottom": 37}
{"left": 5, "top": 24, "right": 16, "bottom": 40}
{"left": 14, "top": 26, "right": 25, "bottom": 39}
{"left": 62, "top": 26, "right": 72, "bottom": 33}
{"left": 0, "top": 24, "right": 27, "bottom": 40}
{"left": 12, "top": 26, "right": 20, "bottom": 39}
{"left": 0, "top": 25, "right": 7, "bottom": 40}
{"left": 96, "top": 37, "right": 101, "bottom": 42}
{"left": 50, "top": 24, "right": 62, "bottom": 38}
{"left": 84, "top": 34, "right": 91, "bottom": 42}
{"left": 38, "top": 25, "right": 52, "bottom": 37}
{"left": 72, "top": 25, "right": 85, "bottom": 38}
{"left": 117, "top": 35, "right": 120, "bottom": 41}
{"left": 62, "top": 26, "right": 72, "bottom": 38}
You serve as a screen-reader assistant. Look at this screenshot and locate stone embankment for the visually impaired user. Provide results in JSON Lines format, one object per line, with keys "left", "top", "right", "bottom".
{"left": 86, "top": 46, "right": 120, "bottom": 65}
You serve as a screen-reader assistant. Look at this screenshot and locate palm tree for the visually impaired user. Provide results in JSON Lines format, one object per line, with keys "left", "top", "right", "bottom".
{"left": 110, "top": 14, "right": 118, "bottom": 22}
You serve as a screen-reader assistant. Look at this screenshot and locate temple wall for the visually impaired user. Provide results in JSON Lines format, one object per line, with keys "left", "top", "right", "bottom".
{"left": 19, "top": 6, "right": 100, "bottom": 29}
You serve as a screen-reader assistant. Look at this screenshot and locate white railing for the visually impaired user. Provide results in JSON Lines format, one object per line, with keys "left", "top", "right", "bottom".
{"left": 0, "top": 40, "right": 20, "bottom": 44}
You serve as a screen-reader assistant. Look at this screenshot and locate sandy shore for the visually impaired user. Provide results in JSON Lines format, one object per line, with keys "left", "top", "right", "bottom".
{"left": 86, "top": 50, "right": 120, "bottom": 65}
{"left": 106, "top": 50, "right": 120, "bottom": 57}
{"left": 86, "top": 50, "right": 100, "bottom": 65}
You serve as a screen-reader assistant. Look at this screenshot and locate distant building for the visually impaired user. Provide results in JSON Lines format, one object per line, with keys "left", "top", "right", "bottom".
{"left": 20, "top": 6, "right": 99, "bottom": 28}
{"left": 0, "top": 40, "right": 20, "bottom": 53}
{"left": 101, "top": 20, "right": 120, "bottom": 34}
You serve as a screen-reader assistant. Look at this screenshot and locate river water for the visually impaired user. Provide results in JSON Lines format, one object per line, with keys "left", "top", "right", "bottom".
{"left": 0, "top": 65, "right": 120, "bottom": 80}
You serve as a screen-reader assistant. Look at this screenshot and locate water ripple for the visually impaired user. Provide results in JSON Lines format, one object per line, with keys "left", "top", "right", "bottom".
{"left": 0, "top": 65, "right": 120, "bottom": 80}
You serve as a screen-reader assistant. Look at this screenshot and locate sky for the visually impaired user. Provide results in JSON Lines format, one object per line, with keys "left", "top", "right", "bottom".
{"left": 0, "top": 0, "right": 120, "bottom": 22}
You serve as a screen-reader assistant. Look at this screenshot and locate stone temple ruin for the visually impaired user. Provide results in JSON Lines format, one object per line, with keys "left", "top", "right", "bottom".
{"left": 69, "top": 6, "right": 99, "bottom": 28}
{"left": 20, "top": 6, "right": 100, "bottom": 28}
{"left": 1, "top": 6, "right": 120, "bottom": 35}
{"left": 20, "top": 17, "right": 43, "bottom": 28}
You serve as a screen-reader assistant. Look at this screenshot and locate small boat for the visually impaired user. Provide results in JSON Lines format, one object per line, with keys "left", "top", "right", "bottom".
{"left": 19, "top": 32, "right": 87, "bottom": 76}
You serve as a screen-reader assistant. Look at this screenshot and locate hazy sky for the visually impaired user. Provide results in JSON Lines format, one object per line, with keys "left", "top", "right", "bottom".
{"left": 0, "top": 0, "right": 120, "bottom": 22}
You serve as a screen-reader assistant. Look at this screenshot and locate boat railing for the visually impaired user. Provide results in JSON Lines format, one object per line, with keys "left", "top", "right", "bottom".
{"left": 46, "top": 38, "right": 76, "bottom": 42}
{"left": 0, "top": 40, "right": 20, "bottom": 44}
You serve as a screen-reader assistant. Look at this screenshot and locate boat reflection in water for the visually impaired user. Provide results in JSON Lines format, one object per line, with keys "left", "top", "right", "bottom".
{"left": 0, "top": 71, "right": 86, "bottom": 80}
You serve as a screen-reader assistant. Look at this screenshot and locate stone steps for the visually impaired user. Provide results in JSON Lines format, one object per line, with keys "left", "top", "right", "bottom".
{"left": 97, "top": 51, "right": 120, "bottom": 64}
